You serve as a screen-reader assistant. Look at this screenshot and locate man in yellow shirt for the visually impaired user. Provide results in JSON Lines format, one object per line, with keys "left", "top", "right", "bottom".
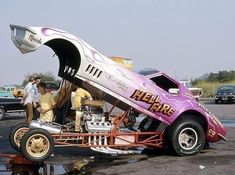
{"left": 72, "top": 87, "right": 92, "bottom": 132}
{"left": 73, "top": 88, "right": 92, "bottom": 109}
{"left": 37, "top": 82, "right": 56, "bottom": 122}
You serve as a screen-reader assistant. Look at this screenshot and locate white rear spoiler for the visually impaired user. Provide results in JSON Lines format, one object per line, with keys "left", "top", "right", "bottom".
{"left": 10, "top": 24, "right": 42, "bottom": 54}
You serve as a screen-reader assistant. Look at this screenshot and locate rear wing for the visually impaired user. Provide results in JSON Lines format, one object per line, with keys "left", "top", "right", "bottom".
{"left": 10, "top": 24, "right": 40, "bottom": 53}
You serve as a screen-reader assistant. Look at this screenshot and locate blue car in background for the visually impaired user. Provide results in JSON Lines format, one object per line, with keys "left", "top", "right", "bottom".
{"left": 0, "top": 86, "right": 15, "bottom": 97}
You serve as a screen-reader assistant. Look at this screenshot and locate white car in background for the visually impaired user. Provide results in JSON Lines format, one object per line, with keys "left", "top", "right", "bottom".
{"left": 180, "top": 80, "right": 203, "bottom": 100}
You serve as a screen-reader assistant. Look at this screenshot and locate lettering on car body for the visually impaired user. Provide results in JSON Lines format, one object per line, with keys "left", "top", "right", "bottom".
{"left": 198, "top": 103, "right": 224, "bottom": 128}
{"left": 208, "top": 129, "right": 216, "bottom": 137}
{"left": 28, "top": 34, "right": 42, "bottom": 44}
{"left": 130, "top": 89, "right": 175, "bottom": 116}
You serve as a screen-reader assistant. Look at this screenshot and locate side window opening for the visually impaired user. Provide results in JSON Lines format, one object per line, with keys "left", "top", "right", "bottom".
{"left": 150, "top": 75, "right": 179, "bottom": 95}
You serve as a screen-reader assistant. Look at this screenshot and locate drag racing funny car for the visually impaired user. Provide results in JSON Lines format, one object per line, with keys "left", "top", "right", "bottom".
{"left": 9, "top": 24, "right": 227, "bottom": 162}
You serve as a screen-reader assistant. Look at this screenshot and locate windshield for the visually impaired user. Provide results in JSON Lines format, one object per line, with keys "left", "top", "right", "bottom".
{"left": 217, "top": 86, "right": 235, "bottom": 94}
{"left": 180, "top": 81, "right": 193, "bottom": 88}
{"left": 185, "top": 82, "right": 193, "bottom": 88}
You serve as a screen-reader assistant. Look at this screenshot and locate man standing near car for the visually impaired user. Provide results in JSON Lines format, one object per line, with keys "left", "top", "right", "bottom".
{"left": 36, "top": 82, "right": 56, "bottom": 122}
{"left": 22, "top": 76, "right": 41, "bottom": 124}
{"left": 32, "top": 76, "right": 41, "bottom": 120}
{"left": 72, "top": 85, "right": 92, "bottom": 132}
{"left": 22, "top": 76, "right": 35, "bottom": 124}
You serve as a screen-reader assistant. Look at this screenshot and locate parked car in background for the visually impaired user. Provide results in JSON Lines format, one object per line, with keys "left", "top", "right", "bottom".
{"left": 12, "top": 87, "right": 24, "bottom": 98}
{"left": 0, "top": 86, "right": 15, "bottom": 97}
{"left": 214, "top": 85, "right": 235, "bottom": 104}
{"left": 180, "top": 80, "right": 203, "bottom": 101}
{"left": 45, "top": 81, "right": 59, "bottom": 95}
{"left": 0, "top": 97, "right": 24, "bottom": 120}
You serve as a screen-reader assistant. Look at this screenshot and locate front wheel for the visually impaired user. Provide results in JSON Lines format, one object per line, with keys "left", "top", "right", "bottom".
{"left": 165, "top": 118, "right": 205, "bottom": 156}
{"left": 20, "top": 128, "right": 54, "bottom": 162}
{"left": 9, "top": 123, "right": 28, "bottom": 151}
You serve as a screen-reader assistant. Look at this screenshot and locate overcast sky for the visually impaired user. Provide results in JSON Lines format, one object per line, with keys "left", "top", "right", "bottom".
{"left": 1, "top": 0, "right": 235, "bottom": 86}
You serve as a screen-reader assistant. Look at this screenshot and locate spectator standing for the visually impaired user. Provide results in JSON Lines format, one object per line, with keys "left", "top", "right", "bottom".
{"left": 22, "top": 76, "right": 35, "bottom": 124}
{"left": 32, "top": 76, "right": 41, "bottom": 120}
{"left": 37, "top": 82, "right": 56, "bottom": 122}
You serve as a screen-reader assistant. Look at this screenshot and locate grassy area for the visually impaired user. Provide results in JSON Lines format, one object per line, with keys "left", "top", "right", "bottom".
{"left": 194, "top": 80, "right": 235, "bottom": 98}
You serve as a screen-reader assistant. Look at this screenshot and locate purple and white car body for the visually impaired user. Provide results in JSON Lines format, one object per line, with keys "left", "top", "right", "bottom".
{"left": 10, "top": 24, "right": 226, "bottom": 159}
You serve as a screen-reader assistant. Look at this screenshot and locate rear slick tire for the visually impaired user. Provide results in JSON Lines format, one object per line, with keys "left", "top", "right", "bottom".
{"left": 166, "top": 118, "right": 205, "bottom": 156}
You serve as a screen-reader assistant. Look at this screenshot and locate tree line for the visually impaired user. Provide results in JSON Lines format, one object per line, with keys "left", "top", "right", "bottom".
{"left": 21, "top": 72, "right": 59, "bottom": 87}
{"left": 192, "top": 70, "right": 235, "bottom": 85}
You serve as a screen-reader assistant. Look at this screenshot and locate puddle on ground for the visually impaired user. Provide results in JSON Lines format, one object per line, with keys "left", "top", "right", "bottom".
{"left": 0, "top": 153, "right": 148, "bottom": 175}
{"left": 27, "top": 162, "right": 91, "bottom": 175}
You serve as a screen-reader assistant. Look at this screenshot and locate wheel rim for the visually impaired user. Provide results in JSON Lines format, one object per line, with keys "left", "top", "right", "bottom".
{"left": 178, "top": 127, "right": 198, "bottom": 150}
{"left": 26, "top": 134, "right": 50, "bottom": 158}
{"left": 13, "top": 127, "right": 28, "bottom": 147}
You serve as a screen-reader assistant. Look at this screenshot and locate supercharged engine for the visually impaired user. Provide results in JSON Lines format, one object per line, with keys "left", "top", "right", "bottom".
{"left": 82, "top": 112, "right": 113, "bottom": 132}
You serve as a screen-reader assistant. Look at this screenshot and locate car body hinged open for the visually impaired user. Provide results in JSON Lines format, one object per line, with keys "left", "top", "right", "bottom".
{"left": 9, "top": 24, "right": 227, "bottom": 162}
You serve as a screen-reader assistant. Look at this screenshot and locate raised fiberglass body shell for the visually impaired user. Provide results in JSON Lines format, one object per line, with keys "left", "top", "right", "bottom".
{"left": 10, "top": 25, "right": 226, "bottom": 143}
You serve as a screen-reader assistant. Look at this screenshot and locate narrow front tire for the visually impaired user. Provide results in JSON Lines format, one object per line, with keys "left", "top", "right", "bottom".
{"left": 20, "top": 128, "right": 54, "bottom": 162}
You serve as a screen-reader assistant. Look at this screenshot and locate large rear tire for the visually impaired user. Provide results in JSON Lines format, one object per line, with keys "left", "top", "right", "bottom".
{"left": 20, "top": 128, "right": 54, "bottom": 162}
{"left": 9, "top": 123, "right": 28, "bottom": 151}
{"left": 165, "top": 117, "right": 205, "bottom": 156}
